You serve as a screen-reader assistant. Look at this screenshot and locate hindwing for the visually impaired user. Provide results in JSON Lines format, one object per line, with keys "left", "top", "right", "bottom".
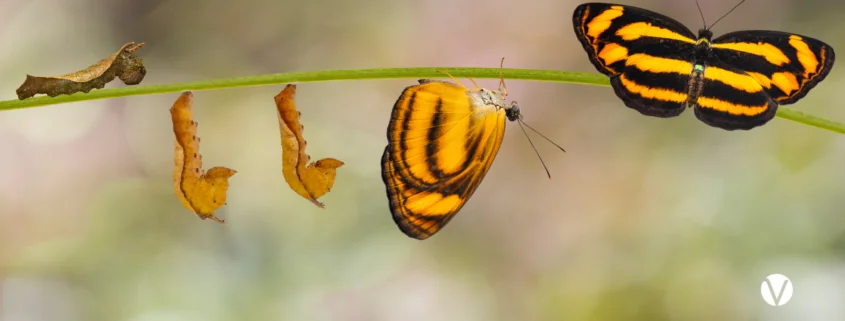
{"left": 692, "top": 59, "right": 779, "bottom": 130}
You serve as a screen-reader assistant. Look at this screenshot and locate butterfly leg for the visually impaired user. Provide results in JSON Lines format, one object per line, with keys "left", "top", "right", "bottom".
{"left": 465, "top": 76, "right": 481, "bottom": 89}
{"left": 435, "top": 70, "right": 472, "bottom": 90}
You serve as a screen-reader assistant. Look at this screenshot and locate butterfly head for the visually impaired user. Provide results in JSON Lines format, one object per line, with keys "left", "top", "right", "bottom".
{"left": 694, "top": 29, "right": 715, "bottom": 60}
{"left": 505, "top": 101, "right": 522, "bottom": 122}
{"left": 697, "top": 29, "right": 714, "bottom": 45}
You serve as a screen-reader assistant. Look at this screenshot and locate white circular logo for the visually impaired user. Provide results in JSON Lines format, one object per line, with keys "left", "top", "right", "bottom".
{"left": 761, "top": 274, "right": 793, "bottom": 306}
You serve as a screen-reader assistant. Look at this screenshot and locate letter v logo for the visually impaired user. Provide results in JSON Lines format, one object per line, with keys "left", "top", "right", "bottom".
{"left": 761, "top": 274, "right": 793, "bottom": 306}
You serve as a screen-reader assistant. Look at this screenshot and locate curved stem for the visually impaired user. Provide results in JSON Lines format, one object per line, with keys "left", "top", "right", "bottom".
{"left": 773, "top": 108, "right": 845, "bottom": 134}
{"left": 0, "top": 67, "right": 842, "bottom": 134}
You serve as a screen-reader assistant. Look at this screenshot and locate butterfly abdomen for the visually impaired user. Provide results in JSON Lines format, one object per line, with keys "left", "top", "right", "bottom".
{"left": 685, "top": 65, "right": 705, "bottom": 108}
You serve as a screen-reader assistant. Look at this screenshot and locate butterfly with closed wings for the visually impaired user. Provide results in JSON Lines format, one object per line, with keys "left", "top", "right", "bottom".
{"left": 380, "top": 60, "right": 565, "bottom": 240}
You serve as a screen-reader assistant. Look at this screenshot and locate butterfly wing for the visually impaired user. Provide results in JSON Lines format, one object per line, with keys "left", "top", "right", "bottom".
{"left": 711, "top": 31, "right": 835, "bottom": 104}
{"left": 692, "top": 31, "right": 835, "bottom": 130}
{"left": 692, "top": 59, "right": 779, "bottom": 130}
{"left": 573, "top": 3, "right": 698, "bottom": 118}
{"left": 381, "top": 80, "right": 507, "bottom": 240}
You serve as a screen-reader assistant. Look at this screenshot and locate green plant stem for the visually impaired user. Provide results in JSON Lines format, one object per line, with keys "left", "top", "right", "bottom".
{"left": 0, "top": 67, "right": 842, "bottom": 134}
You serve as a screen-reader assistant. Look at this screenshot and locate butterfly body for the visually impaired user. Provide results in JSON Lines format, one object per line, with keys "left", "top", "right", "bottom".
{"left": 574, "top": 3, "right": 835, "bottom": 130}
{"left": 381, "top": 79, "right": 520, "bottom": 239}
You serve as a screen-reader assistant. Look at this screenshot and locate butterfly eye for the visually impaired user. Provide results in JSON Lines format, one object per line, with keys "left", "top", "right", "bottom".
{"left": 506, "top": 104, "right": 521, "bottom": 122}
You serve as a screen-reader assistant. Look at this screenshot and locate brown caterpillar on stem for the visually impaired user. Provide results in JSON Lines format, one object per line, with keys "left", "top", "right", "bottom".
{"left": 15, "top": 42, "right": 147, "bottom": 100}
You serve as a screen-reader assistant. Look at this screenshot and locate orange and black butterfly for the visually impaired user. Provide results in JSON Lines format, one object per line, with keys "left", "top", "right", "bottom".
{"left": 380, "top": 67, "right": 526, "bottom": 240}
{"left": 573, "top": 2, "right": 835, "bottom": 130}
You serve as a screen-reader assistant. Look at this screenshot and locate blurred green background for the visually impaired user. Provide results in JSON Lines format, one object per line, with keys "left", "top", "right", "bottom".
{"left": 1, "top": 0, "right": 845, "bottom": 320}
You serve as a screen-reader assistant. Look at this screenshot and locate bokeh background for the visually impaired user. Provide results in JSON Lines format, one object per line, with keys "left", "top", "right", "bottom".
{"left": 1, "top": 0, "right": 845, "bottom": 320}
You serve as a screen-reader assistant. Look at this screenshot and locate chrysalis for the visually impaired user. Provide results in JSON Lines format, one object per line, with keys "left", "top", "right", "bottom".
{"left": 274, "top": 84, "right": 344, "bottom": 208}
{"left": 170, "top": 91, "right": 237, "bottom": 223}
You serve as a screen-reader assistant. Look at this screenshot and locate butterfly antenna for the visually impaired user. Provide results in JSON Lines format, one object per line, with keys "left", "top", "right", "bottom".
{"left": 437, "top": 69, "right": 469, "bottom": 90}
{"left": 517, "top": 120, "right": 552, "bottom": 180}
{"left": 520, "top": 120, "right": 567, "bottom": 153}
{"left": 695, "top": 0, "right": 707, "bottom": 29}
{"left": 708, "top": 0, "right": 746, "bottom": 30}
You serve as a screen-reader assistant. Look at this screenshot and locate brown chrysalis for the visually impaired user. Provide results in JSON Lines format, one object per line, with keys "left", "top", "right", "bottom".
{"left": 15, "top": 42, "right": 147, "bottom": 100}
{"left": 171, "top": 91, "right": 237, "bottom": 223}
{"left": 274, "top": 84, "right": 344, "bottom": 208}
